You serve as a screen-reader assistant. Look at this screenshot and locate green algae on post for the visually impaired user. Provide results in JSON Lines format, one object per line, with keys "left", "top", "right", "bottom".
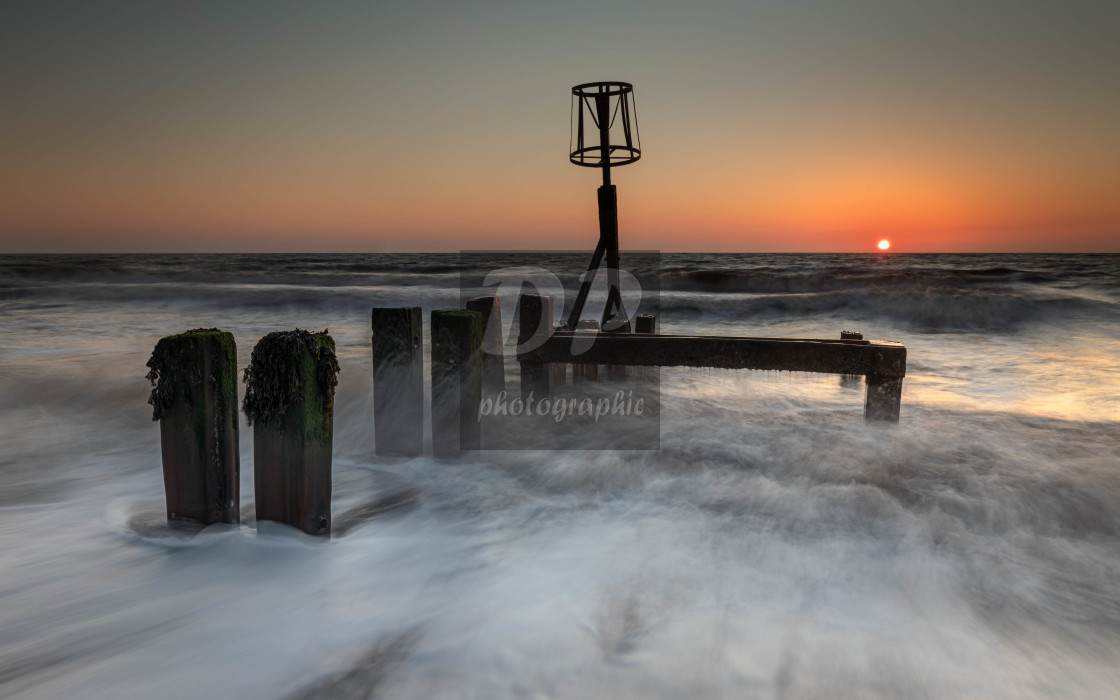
{"left": 241, "top": 328, "right": 340, "bottom": 437}
{"left": 145, "top": 328, "right": 240, "bottom": 526}
{"left": 244, "top": 329, "right": 337, "bottom": 536}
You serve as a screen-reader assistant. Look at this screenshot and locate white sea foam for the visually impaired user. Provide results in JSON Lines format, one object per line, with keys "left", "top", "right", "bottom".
{"left": 1, "top": 253, "right": 1118, "bottom": 698}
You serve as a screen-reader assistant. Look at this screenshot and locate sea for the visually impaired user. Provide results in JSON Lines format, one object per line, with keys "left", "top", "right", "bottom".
{"left": 1, "top": 252, "right": 1118, "bottom": 698}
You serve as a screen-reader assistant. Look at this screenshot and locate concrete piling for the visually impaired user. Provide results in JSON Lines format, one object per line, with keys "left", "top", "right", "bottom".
{"left": 146, "top": 328, "right": 240, "bottom": 527}
{"left": 431, "top": 310, "right": 483, "bottom": 456}
{"left": 243, "top": 329, "right": 338, "bottom": 536}
{"left": 371, "top": 307, "right": 424, "bottom": 456}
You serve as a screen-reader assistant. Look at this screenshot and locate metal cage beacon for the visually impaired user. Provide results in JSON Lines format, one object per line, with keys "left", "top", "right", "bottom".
{"left": 566, "top": 81, "right": 641, "bottom": 332}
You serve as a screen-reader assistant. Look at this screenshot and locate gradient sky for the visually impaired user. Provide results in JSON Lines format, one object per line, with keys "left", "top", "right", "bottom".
{"left": 2, "top": 0, "right": 1118, "bottom": 253}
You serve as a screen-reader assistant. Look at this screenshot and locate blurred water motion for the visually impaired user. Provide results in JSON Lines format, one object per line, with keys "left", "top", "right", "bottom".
{"left": 1, "top": 253, "right": 1118, "bottom": 698}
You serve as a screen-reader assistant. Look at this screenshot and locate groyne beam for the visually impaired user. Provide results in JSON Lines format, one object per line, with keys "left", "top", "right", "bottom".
{"left": 519, "top": 331, "right": 906, "bottom": 422}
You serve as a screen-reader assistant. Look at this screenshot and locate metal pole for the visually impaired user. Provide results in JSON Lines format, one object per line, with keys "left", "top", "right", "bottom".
{"left": 596, "top": 89, "right": 628, "bottom": 332}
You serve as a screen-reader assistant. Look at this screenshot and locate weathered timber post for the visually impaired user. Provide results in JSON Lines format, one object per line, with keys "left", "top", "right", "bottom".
{"left": 243, "top": 330, "right": 339, "bottom": 536}
{"left": 465, "top": 296, "right": 505, "bottom": 395}
{"left": 865, "top": 376, "right": 904, "bottom": 422}
{"left": 572, "top": 319, "right": 601, "bottom": 384}
{"left": 633, "top": 315, "right": 658, "bottom": 384}
{"left": 371, "top": 307, "right": 423, "bottom": 456}
{"left": 517, "top": 294, "right": 553, "bottom": 400}
{"left": 839, "top": 330, "right": 863, "bottom": 388}
{"left": 431, "top": 310, "right": 483, "bottom": 456}
{"left": 549, "top": 324, "right": 570, "bottom": 387}
{"left": 604, "top": 313, "right": 634, "bottom": 381}
{"left": 146, "top": 328, "right": 240, "bottom": 527}
{"left": 864, "top": 340, "right": 905, "bottom": 423}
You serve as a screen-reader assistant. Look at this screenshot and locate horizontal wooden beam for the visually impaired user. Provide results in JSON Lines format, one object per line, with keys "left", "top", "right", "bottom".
{"left": 519, "top": 332, "right": 906, "bottom": 378}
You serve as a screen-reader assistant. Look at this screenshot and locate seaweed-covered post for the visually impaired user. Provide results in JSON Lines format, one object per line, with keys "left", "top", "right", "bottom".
{"left": 146, "top": 328, "right": 240, "bottom": 527}
{"left": 517, "top": 294, "right": 553, "bottom": 400}
{"left": 431, "top": 310, "right": 482, "bottom": 456}
{"left": 465, "top": 296, "right": 505, "bottom": 395}
{"left": 371, "top": 307, "right": 423, "bottom": 456}
{"left": 243, "top": 329, "right": 339, "bottom": 536}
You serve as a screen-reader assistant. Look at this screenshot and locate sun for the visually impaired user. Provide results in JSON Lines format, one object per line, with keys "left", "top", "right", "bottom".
{"left": 877, "top": 239, "right": 891, "bottom": 251}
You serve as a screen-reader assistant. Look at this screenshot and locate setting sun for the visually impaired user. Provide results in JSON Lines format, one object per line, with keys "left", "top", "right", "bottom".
{"left": 878, "top": 239, "right": 891, "bottom": 251}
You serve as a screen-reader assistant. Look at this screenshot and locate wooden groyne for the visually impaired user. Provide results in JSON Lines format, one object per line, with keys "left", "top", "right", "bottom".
{"left": 147, "top": 295, "right": 908, "bottom": 533}
{"left": 514, "top": 294, "right": 906, "bottom": 422}
{"left": 523, "top": 332, "right": 905, "bottom": 421}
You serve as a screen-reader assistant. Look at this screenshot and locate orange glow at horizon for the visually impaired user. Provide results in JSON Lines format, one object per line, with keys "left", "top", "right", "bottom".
{"left": 2, "top": 141, "right": 1119, "bottom": 252}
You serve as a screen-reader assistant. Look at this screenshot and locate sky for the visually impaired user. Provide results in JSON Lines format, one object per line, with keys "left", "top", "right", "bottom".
{"left": 1, "top": 0, "right": 1118, "bottom": 253}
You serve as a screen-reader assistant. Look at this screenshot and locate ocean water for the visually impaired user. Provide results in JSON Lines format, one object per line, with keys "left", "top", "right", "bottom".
{"left": 1, "top": 252, "right": 1119, "bottom": 698}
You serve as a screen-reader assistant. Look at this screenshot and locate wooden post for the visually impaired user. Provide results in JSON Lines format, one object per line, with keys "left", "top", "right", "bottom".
{"left": 840, "top": 330, "right": 863, "bottom": 388}
{"left": 572, "top": 319, "right": 601, "bottom": 384}
{"left": 431, "top": 310, "right": 483, "bottom": 456}
{"left": 604, "top": 316, "right": 633, "bottom": 381}
{"left": 520, "top": 333, "right": 907, "bottom": 423}
{"left": 146, "top": 329, "right": 240, "bottom": 527}
{"left": 863, "top": 333, "right": 904, "bottom": 422}
{"left": 520, "top": 334, "right": 905, "bottom": 376}
{"left": 517, "top": 294, "right": 553, "bottom": 400}
{"left": 864, "top": 376, "right": 903, "bottom": 422}
{"left": 244, "top": 330, "right": 337, "bottom": 536}
{"left": 549, "top": 324, "right": 570, "bottom": 388}
{"left": 465, "top": 296, "right": 505, "bottom": 395}
{"left": 633, "top": 315, "right": 658, "bottom": 384}
{"left": 371, "top": 307, "right": 423, "bottom": 456}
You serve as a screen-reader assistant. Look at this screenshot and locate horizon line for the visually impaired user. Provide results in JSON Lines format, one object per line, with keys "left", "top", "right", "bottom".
{"left": 2, "top": 250, "right": 1118, "bottom": 256}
